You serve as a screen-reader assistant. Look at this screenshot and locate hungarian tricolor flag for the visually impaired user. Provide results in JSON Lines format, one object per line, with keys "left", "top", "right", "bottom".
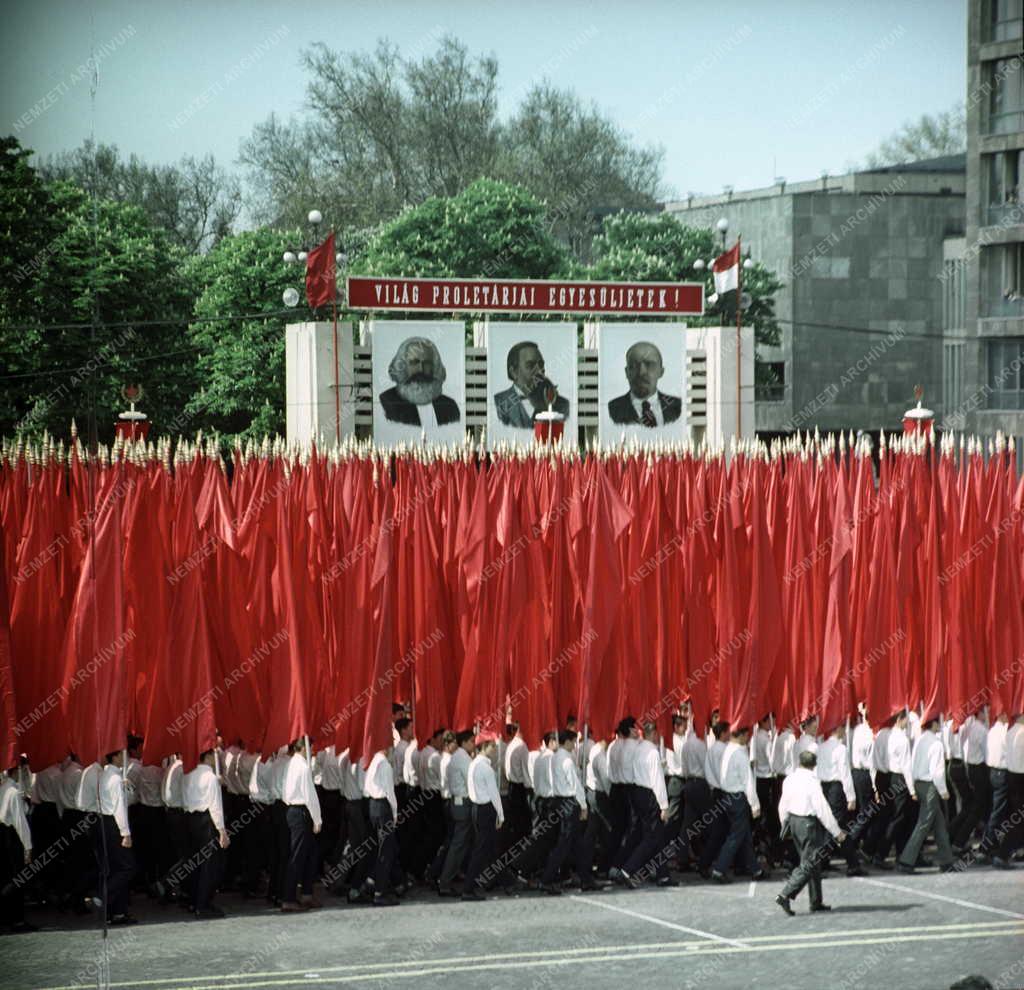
{"left": 713, "top": 242, "right": 740, "bottom": 295}
{"left": 306, "top": 232, "right": 336, "bottom": 309}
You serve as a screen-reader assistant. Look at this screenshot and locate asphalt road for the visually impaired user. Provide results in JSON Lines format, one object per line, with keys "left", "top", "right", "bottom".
{"left": 6, "top": 866, "right": 1024, "bottom": 990}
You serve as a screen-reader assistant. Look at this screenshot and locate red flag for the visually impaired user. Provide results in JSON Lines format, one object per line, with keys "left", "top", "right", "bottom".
{"left": 306, "top": 232, "right": 336, "bottom": 309}
{"left": 819, "top": 467, "right": 855, "bottom": 734}
{"left": 0, "top": 560, "right": 17, "bottom": 769}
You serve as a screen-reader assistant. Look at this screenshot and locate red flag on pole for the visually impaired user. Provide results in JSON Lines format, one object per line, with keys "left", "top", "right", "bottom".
{"left": 306, "top": 232, "right": 336, "bottom": 309}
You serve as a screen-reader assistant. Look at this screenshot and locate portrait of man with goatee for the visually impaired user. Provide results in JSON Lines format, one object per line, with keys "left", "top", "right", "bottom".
{"left": 378, "top": 336, "right": 461, "bottom": 428}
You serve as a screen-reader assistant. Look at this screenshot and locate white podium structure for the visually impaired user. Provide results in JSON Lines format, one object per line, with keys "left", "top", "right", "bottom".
{"left": 285, "top": 321, "right": 355, "bottom": 448}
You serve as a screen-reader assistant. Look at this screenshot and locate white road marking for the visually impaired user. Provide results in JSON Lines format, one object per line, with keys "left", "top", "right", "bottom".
{"left": 854, "top": 876, "right": 1024, "bottom": 920}
{"left": 571, "top": 894, "right": 749, "bottom": 948}
{"left": 747, "top": 880, "right": 757, "bottom": 897}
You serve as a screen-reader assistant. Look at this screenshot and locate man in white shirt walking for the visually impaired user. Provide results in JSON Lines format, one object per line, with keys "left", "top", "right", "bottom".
{"left": 437, "top": 730, "right": 475, "bottom": 896}
{"left": 776, "top": 750, "right": 844, "bottom": 915}
{"left": 977, "top": 712, "right": 1014, "bottom": 867}
{"left": 817, "top": 723, "right": 864, "bottom": 876}
{"left": 876, "top": 710, "right": 917, "bottom": 864}
{"left": 540, "top": 729, "right": 593, "bottom": 894}
{"left": 679, "top": 720, "right": 709, "bottom": 871}
{"left": 950, "top": 708, "right": 990, "bottom": 852}
{"left": 85, "top": 750, "right": 136, "bottom": 925}
{"left": 504, "top": 723, "right": 531, "bottom": 849}
{"left": 698, "top": 719, "right": 732, "bottom": 878}
{"left": 183, "top": 749, "right": 229, "bottom": 918}
{"left": 711, "top": 726, "right": 764, "bottom": 883}
{"left": 897, "top": 716, "right": 956, "bottom": 874}
{"left": 622, "top": 722, "right": 672, "bottom": 887}
{"left": 0, "top": 766, "right": 35, "bottom": 933}
{"left": 364, "top": 742, "right": 404, "bottom": 907}
{"left": 281, "top": 738, "right": 322, "bottom": 911}
{"left": 463, "top": 734, "right": 512, "bottom": 899}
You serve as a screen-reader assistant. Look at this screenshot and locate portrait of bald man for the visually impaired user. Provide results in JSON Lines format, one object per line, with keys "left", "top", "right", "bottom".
{"left": 378, "top": 336, "right": 461, "bottom": 428}
{"left": 607, "top": 340, "right": 681, "bottom": 427}
{"left": 493, "top": 341, "right": 570, "bottom": 429}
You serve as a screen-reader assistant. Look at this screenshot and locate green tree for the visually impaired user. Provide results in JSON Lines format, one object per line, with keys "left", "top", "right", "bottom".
{"left": 351, "top": 178, "right": 569, "bottom": 280}
{"left": 0, "top": 138, "right": 198, "bottom": 438}
{"left": 584, "top": 211, "right": 782, "bottom": 348}
{"left": 184, "top": 228, "right": 298, "bottom": 441}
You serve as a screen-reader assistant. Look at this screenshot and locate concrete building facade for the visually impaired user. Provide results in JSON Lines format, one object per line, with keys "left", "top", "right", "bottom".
{"left": 665, "top": 161, "right": 965, "bottom": 435}
{"left": 958, "top": 0, "right": 1023, "bottom": 441}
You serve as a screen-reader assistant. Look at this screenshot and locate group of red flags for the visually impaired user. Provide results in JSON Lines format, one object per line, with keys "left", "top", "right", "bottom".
{"left": 1, "top": 430, "right": 1022, "bottom": 773}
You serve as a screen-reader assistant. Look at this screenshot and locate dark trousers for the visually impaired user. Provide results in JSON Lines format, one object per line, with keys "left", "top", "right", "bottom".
{"left": 164, "top": 807, "right": 191, "bottom": 893}
{"left": 850, "top": 768, "right": 876, "bottom": 847}
{"left": 465, "top": 802, "right": 508, "bottom": 891}
{"left": 27, "top": 801, "right": 60, "bottom": 897}
{"left": 283, "top": 805, "right": 316, "bottom": 902}
{"left": 186, "top": 810, "right": 222, "bottom": 911}
{"left": 780, "top": 815, "right": 827, "bottom": 907}
{"left": 712, "top": 792, "right": 755, "bottom": 875}
{"left": 316, "top": 787, "right": 342, "bottom": 874}
{"left": 368, "top": 797, "right": 403, "bottom": 894}
{"left": 92, "top": 815, "right": 134, "bottom": 918}
{"left": 752, "top": 777, "right": 775, "bottom": 859}
{"left": 221, "top": 792, "right": 246, "bottom": 888}
{"left": 878, "top": 775, "right": 915, "bottom": 860}
{"left": 680, "top": 777, "right": 710, "bottom": 864}
{"left": 899, "top": 781, "right": 953, "bottom": 868}
{"left": 605, "top": 783, "right": 631, "bottom": 870}
{"left": 62, "top": 809, "right": 98, "bottom": 904}
{"left": 541, "top": 798, "right": 583, "bottom": 885}
{"left": 426, "top": 799, "right": 453, "bottom": 884}
{"left": 418, "top": 791, "right": 444, "bottom": 867}
{"left": 665, "top": 776, "right": 685, "bottom": 855}
{"left": 515, "top": 796, "right": 560, "bottom": 877}
{"left": 584, "top": 789, "right": 611, "bottom": 870}
{"left": 241, "top": 800, "right": 271, "bottom": 895}
{"left": 947, "top": 760, "right": 968, "bottom": 823}
{"left": 333, "top": 797, "right": 372, "bottom": 892}
{"left": 438, "top": 801, "right": 473, "bottom": 887}
{"left": 505, "top": 782, "right": 531, "bottom": 850}
{"left": 698, "top": 787, "right": 730, "bottom": 871}
{"left": 866, "top": 771, "right": 892, "bottom": 855}
{"left": 624, "top": 787, "right": 669, "bottom": 882}
{"left": 1008, "top": 772, "right": 1024, "bottom": 855}
{"left": 821, "top": 780, "right": 859, "bottom": 868}
{"left": 981, "top": 768, "right": 1013, "bottom": 859}
{"left": 269, "top": 802, "right": 290, "bottom": 902}
{"left": 0, "top": 823, "right": 26, "bottom": 926}
{"left": 950, "top": 763, "right": 990, "bottom": 848}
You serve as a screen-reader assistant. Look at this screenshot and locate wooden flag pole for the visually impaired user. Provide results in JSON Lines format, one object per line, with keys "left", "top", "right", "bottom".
{"left": 332, "top": 295, "right": 341, "bottom": 446}
{"left": 736, "top": 235, "right": 742, "bottom": 438}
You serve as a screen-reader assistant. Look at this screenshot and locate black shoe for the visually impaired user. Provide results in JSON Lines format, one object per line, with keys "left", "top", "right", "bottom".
{"left": 939, "top": 863, "right": 958, "bottom": 874}
{"left": 108, "top": 914, "right": 138, "bottom": 926}
{"left": 846, "top": 865, "right": 867, "bottom": 877}
{"left": 579, "top": 881, "right": 605, "bottom": 892}
{"left": 194, "top": 905, "right": 226, "bottom": 919}
{"left": 711, "top": 870, "right": 729, "bottom": 884}
{"left": 608, "top": 867, "right": 625, "bottom": 884}
{"left": 895, "top": 862, "right": 915, "bottom": 875}
{"left": 775, "top": 894, "right": 795, "bottom": 917}
{"left": 870, "top": 856, "right": 893, "bottom": 871}
{"left": 751, "top": 869, "right": 768, "bottom": 881}
{"left": 915, "top": 857, "right": 933, "bottom": 868}
{"left": 541, "top": 883, "right": 562, "bottom": 897}
{"left": 698, "top": 867, "right": 712, "bottom": 880}
{"left": 437, "top": 886, "right": 459, "bottom": 898}
{"left": 992, "top": 857, "right": 1015, "bottom": 870}
{"left": 8, "top": 921, "right": 39, "bottom": 933}
{"left": 460, "top": 889, "right": 485, "bottom": 902}
{"left": 373, "top": 893, "right": 400, "bottom": 907}
{"left": 810, "top": 903, "right": 832, "bottom": 912}
{"left": 656, "top": 877, "right": 680, "bottom": 887}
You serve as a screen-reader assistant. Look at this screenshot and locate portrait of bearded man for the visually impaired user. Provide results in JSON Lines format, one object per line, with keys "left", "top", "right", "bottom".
{"left": 378, "top": 336, "right": 462, "bottom": 428}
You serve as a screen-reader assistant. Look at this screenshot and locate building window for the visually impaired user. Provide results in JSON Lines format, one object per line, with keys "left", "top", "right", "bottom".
{"left": 987, "top": 0, "right": 1023, "bottom": 42}
{"left": 986, "top": 338, "right": 1024, "bottom": 409}
{"left": 943, "top": 343, "right": 964, "bottom": 424}
{"left": 981, "top": 242, "right": 1024, "bottom": 317}
{"left": 942, "top": 257, "right": 967, "bottom": 330}
{"left": 986, "top": 56, "right": 1024, "bottom": 135}
{"left": 984, "top": 150, "right": 1023, "bottom": 226}
{"left": 755, "top": 361, "right": 786, "bottom": 402}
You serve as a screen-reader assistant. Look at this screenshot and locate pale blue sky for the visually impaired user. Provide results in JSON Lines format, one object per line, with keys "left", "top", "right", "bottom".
{"left": 1, "top": 0, "right": 966, "bottom": 198}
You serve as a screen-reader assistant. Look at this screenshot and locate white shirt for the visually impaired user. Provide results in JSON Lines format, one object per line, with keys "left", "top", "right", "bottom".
{"left": 664, "top": 733, "right": 686, "bottom": 777}
{"left": 778, "top": 767, "right": 841, "bottom": 838}
{"left": 911, "top": 729, "right": 948, "bottom": 799}
{"left": 60, "top": 761, "right": 84, "bottom": 813}
{"left": 76, "top": 763, "right": 102, "bottom": 813}
{"left": 283, "top": 753, "right": 323, "bottom": 829}
{"left": 634, "top": 740, "right": 668, "bottom": 811}
{"left": 403, "top": 741, "right": 420, "bottom": 788}
{"left": 364, "top": 752, "right": 398, "bottom": 818}
{"left": 751, "top": 727, "right": 773, "bottom": 779}
{"left": 607, "top": 737, "right": 638, "bottom": 785}
{"left": 850, "top": 723, "right": 875, "bottom": 772}
{"left": 942, "top": 720, "right": 963, "bottom": 760}
{"left": 986, "top": 722, "right": 1009, "bottom": 769}
{"left": 532, "top": 748, "right": 556, "bottom": 798}
{"left": 0, "top": 777, "right": 31, "bottom": 853}
{"left": 100, "top": 765, "right": 131, "bottom": 837}
{"left": 162, "top": 758, "right": 184, "bottom": 809}
{"left": 505, "top": 736, "right": 529, "bottom": 785}
{"left": 269, "top": 752, "right": 290, "bottom": 801}
{"left": 447, "top": 747, "right": 472, "bottom": 801}
{"left": 1006, "top": 721, "right": 1024, "bottom": 774}
{"left": 339, "top": 751, "right": 365, "bottom": 802}
{"left": 792, "top": 733, "right": 818, "bottom": 772}
{"left": 682, "top": 731, "right": 708, "bottom": 778}
{"left": 316, "top": 747, "right": 344, "bottom": 792}
{"left": 816, "top": 736, "right": 855, "bottom": 803}
{"left": 249, "top": 757, "right": 275, "bottom": 805}
{"left": 224, "top": 746, "right": 249, "bottom": 795}
{"left": 961, "top": 716, "right": 988, "bottom": 766}
{"left": 468, "top": 754, "right": 504, "bottom": 820}
{"left": 393, "top": 738, "right": 410, "bottom": 782}
{"left": 586, "top": 743, "right": 610, "bottom": 794}
{"left": 705, "top": 738, "right": 727, "bottom": 789}
{"left": 183, "top": 764, "right": 226, "bottom": 831}
{"left": 629, "top": 391, "right": 665, "bottom": 426}
{"left": 138, "top": 765, "right": 165, "bottom": 808}
{"left": 31, "top": 765, "right": 63, "bottom": 810}
{"left": 873, "top": 727, "right": 892, "bottom": 773}
{"left": 887, "top": 727, "right": 915, "bottom": 792}
{"left": 419, "top": 745, "right": 441, "bottom": 792}
{"left": 552, "top": 748, "right": 587, "bottom": 810}
{"left": 770, "top": 729, "right": 795, "bottom": 776}
{"left": 720, "top": 741, "right": 759, "bottom": 815}
{"left": 124, "top": 758, "right": 142, "bottom": 807}
{"left": 439, "top": 750, "right": 453, "bottom": 799}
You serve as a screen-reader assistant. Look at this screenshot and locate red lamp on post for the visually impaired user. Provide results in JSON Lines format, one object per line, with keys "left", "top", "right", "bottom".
{"left": 902, "top": 384, "right": 934, "bottom": 437}
{"left": 115, "top": 384, "right": 150, "bottom": 441}
{"left": 533, "top": 384, "right": 565, "bottom": 445}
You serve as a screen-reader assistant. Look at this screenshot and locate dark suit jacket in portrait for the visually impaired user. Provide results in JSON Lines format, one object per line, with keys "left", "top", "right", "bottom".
{"left": 607, "top": 391, "right": 681, "bottom": 426}
{"left": 379, "top": 387, "right": 461, "bottom": 427}
{"left": 493, "top": 385, "right": 571, "bottom": 428}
